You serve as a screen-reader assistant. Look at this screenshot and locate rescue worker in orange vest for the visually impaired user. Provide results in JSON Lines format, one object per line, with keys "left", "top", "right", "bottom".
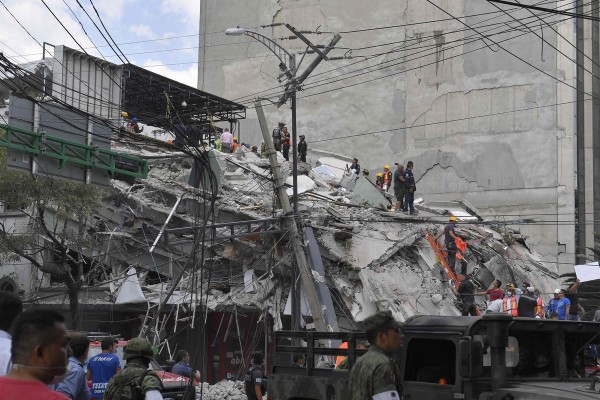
{"left": 382, "top": 165, "right": 392, "bottom": 192}
{"left": 502, "top": 283, "right": 519, "bottom": 316}
{"left": 534, "top": 288, "right": 545, "bottom": 318}
{"left": 233, "top": 137, "right": 240, "bottom": 153}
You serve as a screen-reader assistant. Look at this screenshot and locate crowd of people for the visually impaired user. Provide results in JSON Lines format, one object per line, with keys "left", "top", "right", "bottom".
{"left": 0, "top": 291, "right": 203, "bottom": 400}
{"left": 212, "top": 122, "right": 309, "bottom": 164}
{"left": 455, "top": 275, "right": 584, "bottom": 320}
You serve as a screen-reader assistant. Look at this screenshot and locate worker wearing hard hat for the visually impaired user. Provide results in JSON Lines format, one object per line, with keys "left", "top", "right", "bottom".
{"left": 375, "top": 172, "right": 384, "bottom": 191}
{"left": 233, "top": 136, "right": 240, "bottom": 153}
{"left": 382, "top": 165, "right": 392, "bottom": 192}
{"left": 436, "top": 216, "right": 460, "bottom": 273}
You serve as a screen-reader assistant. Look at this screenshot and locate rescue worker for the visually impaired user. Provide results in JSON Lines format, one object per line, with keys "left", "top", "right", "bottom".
{"left": 298, "top": 134, "right": 307, "bottom": 162}
{"left": 403, "top": 161, "right": 416, "bottom": 214}
{"left": 393, "top": 164, "right": 405, "bottom": 212}
{"left": 127, "top": 117, "right": 143, "bottom": 134}
{"left": 272, "top": 122, "right": 285, "bottom": 151}
{"left": 232, "top": 137, "right": 240, "bottom": 153}
{"left": 337, "top": 341, "right": 368, "bottom": 370}
{"left": 435, "top": 216, "right": 459, "bottom": 274}
{"left": 375, "top": 173, "right": 384, "bottom": 191}
{"left": 220, "top": 128, "right": 233, "bottom": 153}
{"left": 456, "top": 272, "right": 477, "bottom": 316}
{"left": 517, "top": 286, "right": 537, "bottom": 318}
{"left": 348, "top": 310, "right": 403, "bottom": 400}
{"left": 260, "top": 142, "right": 267, "bottom": 158}
{"left": 213, "top": 138, "right": 222, "bottom": 152}
{"left": 502, "top": 283, "right": 519, "bottom": 317}
{"left": 534, "top": 288, "right": 545, "bottom": 318}
{"left": 281, "top": 127, "right": 291, "bottom": 161}
{"left": 104, "top": 337, "right": 163, "bottom": 400}
{"left": 382, "top": 165, "right": 392, "bottom": 192}
{"left": 245, "top": 352, "right": 266, "bottom": 400}
{"left": 346, "top": 158, "right": 360, "bottom": 176}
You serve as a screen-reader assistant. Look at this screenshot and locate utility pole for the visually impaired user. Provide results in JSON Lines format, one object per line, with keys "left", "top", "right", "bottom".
{"left": 226, "top": 25, "right": 341, "bottom": 332}
{"left": 255, "top": 99, "right": 326, "bottom": 332}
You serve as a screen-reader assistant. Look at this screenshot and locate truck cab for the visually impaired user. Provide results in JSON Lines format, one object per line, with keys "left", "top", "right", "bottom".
{"left": 269, "top": 315, "right": 600, "bottom": 400}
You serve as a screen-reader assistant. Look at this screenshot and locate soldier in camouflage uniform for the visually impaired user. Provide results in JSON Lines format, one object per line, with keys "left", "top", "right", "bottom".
{"left": 103, "top": 338, "right": 163, "bottom": 400}
{"left": 348, "top": 310, "right": 404, "bottom": 400}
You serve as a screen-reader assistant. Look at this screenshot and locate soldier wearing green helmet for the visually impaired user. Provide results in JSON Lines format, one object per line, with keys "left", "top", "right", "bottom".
{"left": 103, "top": 337, "right": 163, "bottom": 400}
{"left": 348, "top": 310, "right": 404, "bottom": 400}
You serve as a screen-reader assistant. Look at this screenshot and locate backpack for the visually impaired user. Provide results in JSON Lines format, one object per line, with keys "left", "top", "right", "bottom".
{"left": 130, "top": 370, "right": 151, "bottom": 400}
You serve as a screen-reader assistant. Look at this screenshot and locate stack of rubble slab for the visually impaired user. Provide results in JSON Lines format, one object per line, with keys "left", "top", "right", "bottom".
{"left": 88, "top": 140, "right": 564, "bottom": 327}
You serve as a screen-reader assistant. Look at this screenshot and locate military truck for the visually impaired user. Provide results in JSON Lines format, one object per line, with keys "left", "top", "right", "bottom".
{"left": 268, "top": 314, "right": 600, "bottom": 399}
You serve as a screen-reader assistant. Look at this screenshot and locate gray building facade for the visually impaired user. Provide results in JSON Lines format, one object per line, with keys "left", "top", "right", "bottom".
{"left": 198, "top": 0, "right": 600, "bottom": 271}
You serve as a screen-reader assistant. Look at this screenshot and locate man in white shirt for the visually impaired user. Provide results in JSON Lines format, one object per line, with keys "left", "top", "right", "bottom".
{"left": 0, "top": 291, "right": 23, "bottom": 376}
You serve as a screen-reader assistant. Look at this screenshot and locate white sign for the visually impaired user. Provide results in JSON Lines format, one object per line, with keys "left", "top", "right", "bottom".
{"left": 574, "top": 262, "right": 600, "bottom": 282}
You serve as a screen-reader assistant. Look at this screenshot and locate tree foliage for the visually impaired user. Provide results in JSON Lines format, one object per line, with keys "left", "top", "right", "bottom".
{"left": 0, "top": 160, "right": 104, "bottom": 328}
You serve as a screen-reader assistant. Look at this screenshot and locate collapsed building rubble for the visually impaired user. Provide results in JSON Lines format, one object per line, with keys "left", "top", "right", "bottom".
{"left": 100, "top": 138, "right": 562, "bottom": 326}
{"left": 23, "top": 132, "right": 563, "bottom": 385}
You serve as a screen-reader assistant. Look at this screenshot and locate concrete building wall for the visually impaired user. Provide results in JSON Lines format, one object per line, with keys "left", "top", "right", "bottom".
{"left": 198, "top": 1, "right": 580, "bottom": 271}
{"left": 0, "top": 211, "right": 42, "bottom": 295}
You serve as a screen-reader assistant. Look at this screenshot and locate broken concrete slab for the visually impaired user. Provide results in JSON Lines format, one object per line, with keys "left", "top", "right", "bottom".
{"left": 347, "top": 176, "right": 390, "bottom": 207}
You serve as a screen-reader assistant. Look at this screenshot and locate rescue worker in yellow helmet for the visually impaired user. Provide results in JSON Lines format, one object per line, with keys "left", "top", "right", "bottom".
{"left": 382, "top": 165, "right": 392, "bottom": 192}
{"left": 375, "top": 172, "right": 384, "bottom": 191}
{"left": 233, "top": 137, "right": 240, "bottom": 153}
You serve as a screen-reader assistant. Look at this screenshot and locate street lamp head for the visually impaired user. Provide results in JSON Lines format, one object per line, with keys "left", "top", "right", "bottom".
{"left": 225, "top": 28, "right": 246, "bottom": 36}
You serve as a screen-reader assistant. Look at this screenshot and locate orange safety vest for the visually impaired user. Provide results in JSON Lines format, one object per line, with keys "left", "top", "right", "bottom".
{"left": 502, "top": 296, "right": 518, "bottom": 317}
{"left": 335, "top": 342, "right": 348, "bottom": 367}
{"left": 383, "top": 171, "right": 392, "bottom": 186}
{"left": 455, "top": 237, "right": 467, "bottom": 260}
{"left": 535, "top": 297, "right": 544, "bottom": 318}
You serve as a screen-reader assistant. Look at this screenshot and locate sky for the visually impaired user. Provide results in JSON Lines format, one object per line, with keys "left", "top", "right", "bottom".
{"left": 0, "top": 0, "right": 201, "bottom": 87}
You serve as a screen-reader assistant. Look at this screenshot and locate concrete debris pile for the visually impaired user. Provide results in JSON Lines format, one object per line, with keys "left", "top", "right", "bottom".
{"left": 103, "top": 141, "right": 563, "bottom": 325}
{"left": 195, "top": 380, "right": 247, "bottom": 400}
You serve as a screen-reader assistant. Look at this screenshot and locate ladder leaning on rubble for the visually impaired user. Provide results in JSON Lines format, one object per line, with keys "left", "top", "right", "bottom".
{"left": 424, "top": 229, "right": 461, "bottom": 289}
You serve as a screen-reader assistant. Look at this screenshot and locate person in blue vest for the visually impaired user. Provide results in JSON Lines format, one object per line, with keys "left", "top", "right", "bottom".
{"left": 86, "top": 337, "right": 121, "bottom": 400}
{"left": 171, "top": 350, "right": 201, "bottom": 380}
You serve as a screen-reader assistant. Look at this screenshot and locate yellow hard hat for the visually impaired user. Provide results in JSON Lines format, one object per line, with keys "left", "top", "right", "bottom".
{"left": 384, "top": 165, "right": 390, "bottom": 169}
{"left": 121, "top": 111, "right": 129, "bottom": 118}
{"left": 376, "top": 172, "right": 383, "bottom": 177}
{"left": 234, "top": 137, "right": 238, "bottom": 141}
{"left": 449, "top": 216, "right": 458, "bottom": 222}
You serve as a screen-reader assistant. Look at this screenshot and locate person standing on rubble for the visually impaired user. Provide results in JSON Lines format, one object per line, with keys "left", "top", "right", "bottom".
{"left": 346, "top": 158, "right": 360, "bottom": 176}
{"left": 393, "top": 164, "right": 405, "bottom": 213}
{"left": 456, "top": 272, "right": 478, "bottom": 316}
{"left": 375, "top": 173, "right": 384, "bottom": 191}
{"left": 127, "top": 117, "right": 143, "bottom": 134}
{"left": 272, "top": 122, "right": 285, "bottom": 152}
{"left": 435, "top": 216, "right": 459, "bottom": 274}
{"left": 297, "top": 134, "right": 308, "bottom": 162}
{"left": 403, "top": 161, "right": 416, "bottom": 214}
{"left": 382, "top": 165, "right": 392, "bottom": 192}
{"left": 220, "top": 128, "right": 234, "bottom": 153}
{"left": 281, "top": 127, "right": 291, "bottom": 161}
{"left": 348, "top": 310, "right": 403, "bottom": 400}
